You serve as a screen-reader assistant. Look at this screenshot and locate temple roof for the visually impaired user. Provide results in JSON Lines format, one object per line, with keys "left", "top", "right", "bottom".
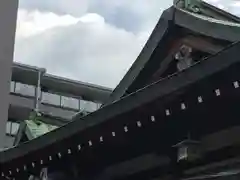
{"left": 1, "top": 41, "right": 240, "bottom": 179}
{"left": 105, "top": 0, "right": 240, "bottom": 105}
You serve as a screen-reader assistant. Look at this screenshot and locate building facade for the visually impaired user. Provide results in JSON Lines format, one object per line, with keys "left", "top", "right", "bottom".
{"left": 3, "top": 62, "right": 112, "bottom": 148}
{"left": 0, "top": 0, "right": 18, "bottom": 149}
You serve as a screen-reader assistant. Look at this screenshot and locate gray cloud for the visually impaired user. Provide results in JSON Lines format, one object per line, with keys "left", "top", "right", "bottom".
{"left": 15, "top": 0, "right": 174, "bottom": 88}
{"left": 19, "top": 0, "right": 239, "bottom": 35}
{"left": 204, "top": 0, "right": 240, "bottom": 16}
{"left": 16, "top": 0, "right": 238, "bottom": 89}
{"left": 88, "top": 0, "right": 172, "bottom": 32}
{"left": 19, "top": 0, "right": 89, "bottom": 16}
{"left": 19, "top": 0, "right": 172, "bottom": 33}
{"left": 14, "top": 18, "right": 144, "bottom": 88}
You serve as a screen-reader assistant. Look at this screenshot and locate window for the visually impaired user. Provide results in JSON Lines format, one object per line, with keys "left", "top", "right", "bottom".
{"left": 11, "top": 122, "right": 20, "bottom": 135}
{"left": 80, "top": 100, "right": 98, "bottom": 112}
{"left": 6, "top": 122, "right": 11, "bottom": 134}
{"left": 10, "top": 81, "right": 15, "bottom": 93}
{"left": 15, "top": 82, "right": 36, "bottom": 97}
{"left": 6, "top": 121, "right": 20, "bottom": 136}
{"left": 42, "top": 92, "right": 61, "bottom": 106}
{"left": 61, "top": 96, "right": 79, "bottom": 109}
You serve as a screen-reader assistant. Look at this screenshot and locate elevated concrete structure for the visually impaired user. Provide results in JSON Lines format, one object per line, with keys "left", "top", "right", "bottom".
{"left": 3, "top": 62, "right": 112, "bottom": 148}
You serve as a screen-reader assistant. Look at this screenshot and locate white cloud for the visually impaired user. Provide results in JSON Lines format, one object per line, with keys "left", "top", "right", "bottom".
{"left": 19, "top": 0, "right": 172, "bottom": 33}
{"left": 205, "top": 0, "right": 221, "bottom": 3}
{"left": 216, "top": 4, "right": 227, "bottom": 10}
{"left": 230, "top": 1, "right": 240, "bottom": 7}
{"left": 14, "top": 1, "right": 174, "bottom": 88}
{"left": 14, "top": 10, "right": 147, "bottom": 88}
{"left": 204, "top": 0, "right": 240, "bottom": 17}
{"left": 79, "top": 13, "right": 105, "bottom": 24}
{"left": 16, "top": 9, "right": 81, "bottom": 37}
{"left": 19, "top": 0, "right": 89, "bottom": 17}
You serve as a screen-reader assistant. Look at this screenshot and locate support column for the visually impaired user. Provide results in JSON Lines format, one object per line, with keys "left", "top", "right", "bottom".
{"left": 34, "top": 68, "right": 46, "bottom": 117}
{"left": 0, "top": 0, "right": 19, "bottom": 149}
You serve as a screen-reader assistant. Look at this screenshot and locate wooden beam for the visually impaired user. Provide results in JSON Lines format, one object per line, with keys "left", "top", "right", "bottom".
{"left": 182, "top": 36, "right": 225, "bottom": 54}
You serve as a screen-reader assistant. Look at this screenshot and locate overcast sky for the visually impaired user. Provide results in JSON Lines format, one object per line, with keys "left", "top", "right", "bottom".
{"left": 14, "top": 0, "right": 239, "bottom": 88}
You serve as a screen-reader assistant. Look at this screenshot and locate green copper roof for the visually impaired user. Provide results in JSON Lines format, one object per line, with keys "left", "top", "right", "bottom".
{"left": 25, "top": 120, "right": 58, "bottom": 139}
{"left": 24, "top": 111, "right": 59, "bottom": 140}
{"left": 175, "top": 0, "right": 240, "bottom": 25}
